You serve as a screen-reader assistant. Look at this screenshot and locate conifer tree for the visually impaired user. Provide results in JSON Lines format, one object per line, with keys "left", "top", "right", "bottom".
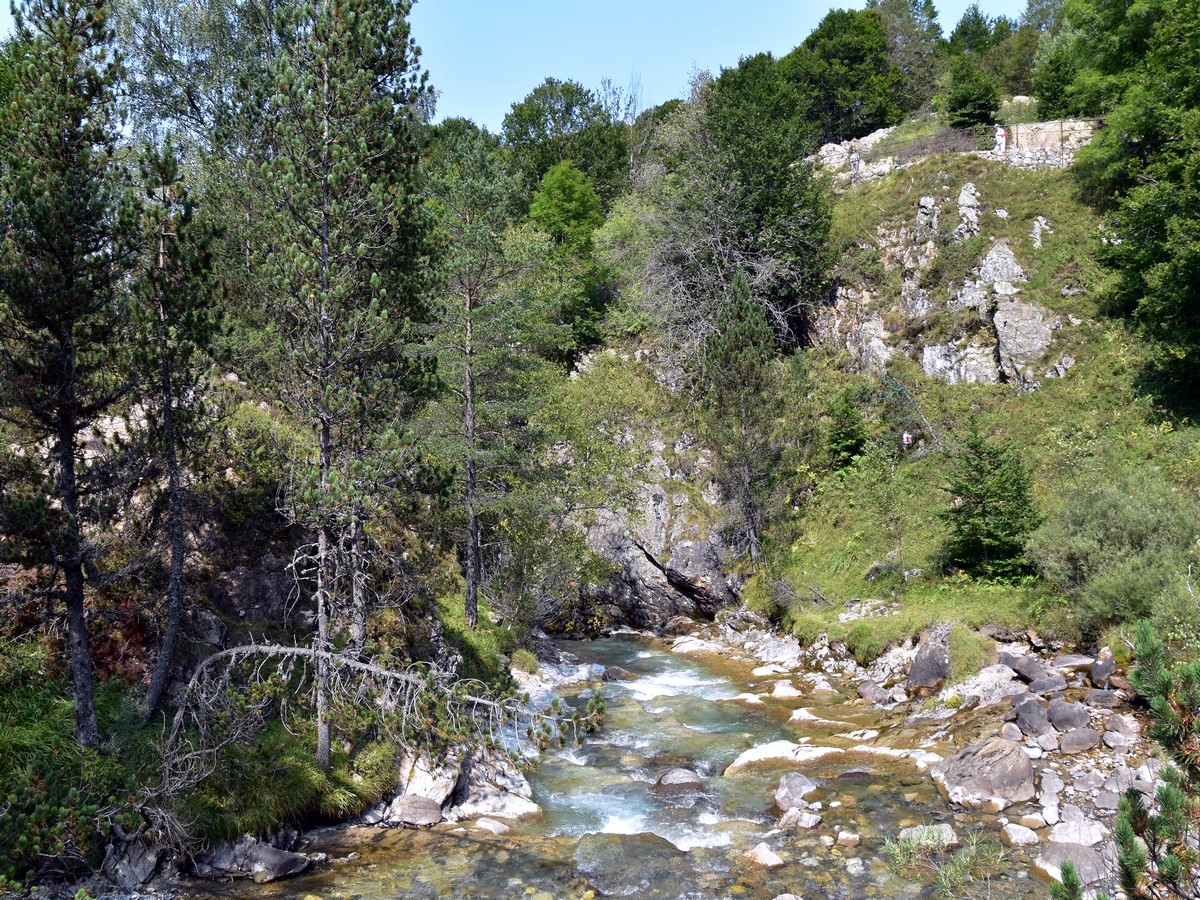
{"left": 940, "top": 419, "right": 1040, "bottom": 578}
{"left": 699, "top": 270, "right": 780, "bottom": 561}
{"left": 0, "top": 0, "right": 140, "bottom": 748}
{"left": 426, "top": 121, "right": 561, "bottom": 629}
{"left": 137, "top": 143, "right": 221, "bottom": 719}
{"left": 244, "top": 0, "right": 435, "bottom": 769}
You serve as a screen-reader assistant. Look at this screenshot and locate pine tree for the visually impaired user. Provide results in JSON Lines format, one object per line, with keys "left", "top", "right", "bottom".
{"left": 243, "top": 0, "right": 435, "bottom": 769}
{"left": 0, "top": 0, "right": 141, "bottom": 748}
{"left": 940, "top": 419, "right": 1041, "bottom": 578}
{"left": 1109, "top": 621, "right": 1200, "bottom": 899}
{"left": 136, "top": 142, "right": 221, "bottom": 719}
{"left": 426, "top": 121, "right": 561, "bottom": 629}
{"left": 699, "top": 270, "right": 780, "bottom": 561}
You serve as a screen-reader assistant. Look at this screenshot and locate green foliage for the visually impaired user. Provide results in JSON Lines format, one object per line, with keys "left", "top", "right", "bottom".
{"left": 699, "top": 270, "right": 782, "bottom": 559}
{"left": 1049, "top": 861, "right": 1087, "bottom": 900}
{"left": 179, "top": 721, "right": 396, "bottom": 841}
{"left": 510, "top": 648, "right": 539, "bottom": 674}
{"left": 948, "top": 3, "right": 995, "bottom": 55}
{"left": 944, "top": 56, "right": 1000, "bottom": 129}
{"left": 782, "top": 8, "right": 904, "bottom": 143}
{"left": 868, "top": 0, "right": 944, "bottom": 113}
{"left": 502, "top": 77, "right": 628, "bottom": 206}
{"left": 940, "top": 420, "right": 1041, "bottom": 578}
{"left": 1103, "top": 622, "right": 1200, "bottom": 897}
{"left": 1045, "top": 0, "right": 1200, "bottom": 397}
{"left": 0, "top": 642, "right": 143, "bottom": 885}
{"left": 827, "top": 390, "right": 869, "bottom": 469}
{"left": 529, "top": 160, "right": 605, "bottom": 257}
{"left": 1026, "top": 471, "right": 1197, "bottom": 636}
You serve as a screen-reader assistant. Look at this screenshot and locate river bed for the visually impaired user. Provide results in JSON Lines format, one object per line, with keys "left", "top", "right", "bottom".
{"left": 198, "top": 633, "right": 1049, "bottom": 899}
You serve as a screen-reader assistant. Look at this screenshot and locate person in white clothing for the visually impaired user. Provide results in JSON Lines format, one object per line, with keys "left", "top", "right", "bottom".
{"left": 995, "top": 124, "right": 1007, "bottom": 153}
{"left": 849, "top": 149, "right": 861, "bottom": 178}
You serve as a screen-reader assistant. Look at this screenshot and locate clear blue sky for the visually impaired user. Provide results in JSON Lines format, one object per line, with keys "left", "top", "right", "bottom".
{"left": 2, "top": 0, "right": 1027, "bottom": 132}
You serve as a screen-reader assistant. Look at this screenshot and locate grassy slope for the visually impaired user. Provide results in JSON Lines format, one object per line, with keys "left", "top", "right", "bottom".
{"left": 747, "top": 152, "right": 1200, "bottom": 668}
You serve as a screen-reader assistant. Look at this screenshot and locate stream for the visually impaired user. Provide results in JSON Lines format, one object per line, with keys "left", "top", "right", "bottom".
{"left": 205, "top": 633, "right": 1050, "bottom": 898}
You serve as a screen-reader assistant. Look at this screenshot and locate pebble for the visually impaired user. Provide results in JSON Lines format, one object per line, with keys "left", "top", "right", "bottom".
{"left": 836, "top": 831, "right": 861, "bottom": 847}
{"left": 845, "top": 857, "right": 865, "bottom": 876}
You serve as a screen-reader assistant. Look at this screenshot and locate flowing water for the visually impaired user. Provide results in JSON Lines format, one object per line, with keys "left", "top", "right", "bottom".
{"left": 205, "top": 634, "right": 1049, "bottom": 899}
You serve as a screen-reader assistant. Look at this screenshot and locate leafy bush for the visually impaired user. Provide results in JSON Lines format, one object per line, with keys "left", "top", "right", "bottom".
{"left": 1026, "top": 471, "right": 1197, "bottom": 636}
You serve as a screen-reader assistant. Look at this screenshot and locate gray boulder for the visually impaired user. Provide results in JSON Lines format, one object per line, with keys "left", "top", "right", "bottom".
{"left": 1047, "top": 700, "right": 1091, "bottom": 731}
{"left": 1085, "top": 689, "right": 1124, "bottom": 709}
{"left": 1017, "top": 703, "right": 1055, "bottom": 737}
{"left": 1058, "top": 728, "right": 1101, "bottom": 754}
{"left": 386, "top": 795, "right": 443, "bottom": 827}
{"left": 1090, "top": 656, "right": 1116, "bottom": 688}
{"left": 857, "top": 679, "right": 891, "bottom": 705}
{"left": 652, "top": 768, "right": 704, "bottom": 795}
{"left": 994, "top": 299, "right": 1054, "bottom": 386}
{"left": 1033, "top": 843, "right": 1107, "bottom": 886}
{"left": 247, "top": 843, "right": 311, "bottom": 884}
{"left": 1008, "top": 655, "right": 1057, "bottom": 684}
{"left": 907, "top": 623, "right": 951, "bottom": 694}
{"left": 775, "top": 773, "right": 820, "bottom": 811}
{"left": 1028, "top": 673, "right": 1068, "bottom": 695}
{"left": 931, "top": 738, "right": 1036, "bottom": 811}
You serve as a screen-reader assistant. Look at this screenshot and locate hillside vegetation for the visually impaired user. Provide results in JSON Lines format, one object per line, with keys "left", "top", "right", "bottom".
{"left": 2, "top": 0, "right": 1200, "bottom": 893}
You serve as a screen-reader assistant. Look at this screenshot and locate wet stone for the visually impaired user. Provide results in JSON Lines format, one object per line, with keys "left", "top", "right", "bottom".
{"left": 1089, "top": 657, "right": 1116, "bottom": 689}
{"left": 775, "top": 773, "right": 820, "bottom": 810}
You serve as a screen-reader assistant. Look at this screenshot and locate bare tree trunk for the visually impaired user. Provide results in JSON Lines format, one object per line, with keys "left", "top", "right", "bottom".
{"left": 144, "top": 392, "right": 186, "bottom": 719}
{"left": 349, "top": 514, "right": 366, "bottom": 653}
{"left": 463, "top": 301, "right": 480, "bottom": 630}
{"left": 145, "top": 230, "right": 188, "bottom": 720}
{"left": 56, "top": 420, "right": 101, "bottom": 748}
{"left": 314, "top": 42, "right": 333, "bottom": 772}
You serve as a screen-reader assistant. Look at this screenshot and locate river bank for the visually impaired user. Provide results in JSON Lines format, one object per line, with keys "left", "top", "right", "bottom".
{"left": 153, "top": 610, "right": 1152, "bottom": 899}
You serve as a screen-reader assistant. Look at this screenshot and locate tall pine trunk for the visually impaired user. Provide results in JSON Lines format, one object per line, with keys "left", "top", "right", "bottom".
{"left": 56, "top": 417, "right": 101, "bottom": 748}
{"left": 463, "top": 300, "right": 481, "bottom": 629}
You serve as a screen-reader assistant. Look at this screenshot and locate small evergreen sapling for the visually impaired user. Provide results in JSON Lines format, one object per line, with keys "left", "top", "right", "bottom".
{"left": 940, "top": 419, "right": 1040, "bottom": 578}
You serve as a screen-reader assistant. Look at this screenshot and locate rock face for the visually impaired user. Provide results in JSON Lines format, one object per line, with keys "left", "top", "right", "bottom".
{"left": 907, "top": 623, "right": 951, "bottom": 694}
{"left": 206, "top": 553, "right": 294, "bottom": 624}
{"left": 994, "top": 299, "right": 1054, "bottom": 386}
{"left": 581, "top": 432, "right": 738, "bottom": 628}
{"left": 931, "top": 738, "right": 1036, "bottom": 810}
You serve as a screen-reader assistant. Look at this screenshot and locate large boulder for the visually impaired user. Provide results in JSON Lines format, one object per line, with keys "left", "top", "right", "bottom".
{"left": 907, "top": 623, "right": 951, "bottom": 694}
{"left": 1033, "top": 843, "right": 1107, "bottom": 886}
{"left": 994, "top": 299, "right": 1054, "bottom": 386}
{"left": 246, "top": 843, "right": 311, "bottom": 884}
{"left": 574, "top": 832, "right": 696, "bottom": 896}
{"left": 931, "top": 738, "right": 1036, "bottom": 811}
{"left": 385, "top": 795, "right": 443, "bottom": 827}
{"left": 444, "top": 754, "right": 540, "bottom": 821}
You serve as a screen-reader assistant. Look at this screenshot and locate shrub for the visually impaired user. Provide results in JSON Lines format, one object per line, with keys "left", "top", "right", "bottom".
{"left": 511, "top": 648, "right": 539, "bottom": 674}
{"left": 1026, "top": 470, "right": 1197, "bottom": 636}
